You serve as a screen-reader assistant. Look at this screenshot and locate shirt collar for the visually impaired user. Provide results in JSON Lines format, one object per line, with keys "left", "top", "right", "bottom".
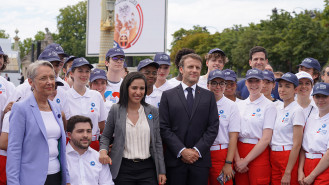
{"left": 66, "top": 141, "right": 91, "bottom": 155}
{"left": 246, "top": 94, "right": 265, "bottom": 105}
{"left": 216, "top": 96, "right": 226, "bottom": 105}
{"left": 70, "top": 87, "right": 91, "bottom": 98}
{"left": 181, "top": 82, "right": 196, "bottom": 91}
{"left": 280, "top": 101, "right": 298, "bottom": 111}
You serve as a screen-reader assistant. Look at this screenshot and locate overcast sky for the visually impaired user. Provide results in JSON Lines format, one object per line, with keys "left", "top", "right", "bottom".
{"left": 0, "top": 0, "right": 325, "bottom": 51}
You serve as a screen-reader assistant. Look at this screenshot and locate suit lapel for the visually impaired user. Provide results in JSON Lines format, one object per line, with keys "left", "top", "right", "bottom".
{"left": 190, "top": 85, "right": 201, "bottom": 120}
{"left": 118, "top": 105, "right": 127, "bottom": 139}
{"left": 30, "top": 95, "right": 47, "bottom": 141}
{"left": 177, "top": 84, "right": 191, "bottom": 117}
{"left": 144, "top": 105, "right": 154, "bottom": 141}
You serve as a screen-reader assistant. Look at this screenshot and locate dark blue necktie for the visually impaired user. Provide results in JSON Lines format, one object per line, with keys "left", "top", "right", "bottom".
{"left": 186, "top": 87, "right": 194, "bottom": 114}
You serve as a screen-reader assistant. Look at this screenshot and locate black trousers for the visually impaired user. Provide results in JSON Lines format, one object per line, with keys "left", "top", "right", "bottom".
{"left": 167, "top": 164, "right": 209, "bottom": 185}
{"left": 44, "top": 171, "right": 61, "bottom": 185}
{"left": 114, "top": 157, "right": 158, "bottom": 185}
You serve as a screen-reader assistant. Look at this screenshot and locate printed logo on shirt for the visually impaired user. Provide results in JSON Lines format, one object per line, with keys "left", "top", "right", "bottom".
{"left": 282, "top": 112, "right": 290, "bottom": 123}
{"left": 256, "top": 108, "right": 261, "bottom": 112}
{"left": 90, "top": 161, "right": 95, "bottom": 166}
{"left": 316, "top": 124, "right": 327, "bottom": 135}
{"left": 56, "top": 98, "right": 60, "bottom": 103}
{"left": 148, "top": 114, "right": 153, "bottom": 120}
{"left": 91, "top": 102, "right": 96, "bottom": 112}
{"left": 252, "top": 113, "right": 256, "bottom": 116}
{"left": 0, "top": 83, "right": 5, "bottom": 94}
{"left": 104, "top": 91, "right": 120, "bottom": 103}
{"left": 218, "top": 110, "right": 226, "bottom": 118}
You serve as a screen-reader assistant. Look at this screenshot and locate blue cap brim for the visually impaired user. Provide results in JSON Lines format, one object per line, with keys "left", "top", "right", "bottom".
{"left": 208, "top": 76, "right": 225, "bottom": 82}
{"left": 312, "top": 90, "right": 329, "bottom": 96}
{"left": 299, "top": 63, "right": 313, "bottom": 69}
{"left": 110, "top": 53, "right": 125, "bottom": 58}
{"left": 156, "top": 61, "right": 171, "bottom": 66}
{"left": 246, "top": 76, "right": 263, "bottom": 80}
{"left": 225, "top": 77, "right": 236, "bottom": 81}
{"left": 72, "top": 63, "right": 94, "bottom": 70}
{"left": 275, "top": 78, "right": 298, "bottom": 86}
{"left": 90, "top": 76, "right": 107, "bottom": 83}
{"left": 264, "top": 76, "right": 275, "bottom": 82}
{"left": 47, "top": 58, "right": 61, "bottom": 62}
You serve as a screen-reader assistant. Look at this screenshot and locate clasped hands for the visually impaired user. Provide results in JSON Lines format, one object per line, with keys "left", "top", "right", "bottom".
{"left": 181, "top": 148, "right": 199, "bottom": 164}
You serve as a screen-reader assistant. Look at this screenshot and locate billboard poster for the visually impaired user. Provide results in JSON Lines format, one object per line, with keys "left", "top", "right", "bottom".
{"left": 87, "top": 0, "right": 167, "bottom": 56}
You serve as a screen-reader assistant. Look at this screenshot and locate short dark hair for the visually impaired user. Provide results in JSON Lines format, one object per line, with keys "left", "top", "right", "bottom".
{"left": 174, "top": 48, "right": 195, "bottom": 69}
{"left": 179, "top": 53, "right": 202, "bottom": 68}
{"left": 321, "top": 63, "right": 329, "bottom": 76}
{"left": 67, "top": 115, "right": 93, "bottom": 133}
{"left": 249, "top": 46, "right": 268, "bottom": 60}
{"left": 118, "top": 72, "right": 148, "bottom": 107}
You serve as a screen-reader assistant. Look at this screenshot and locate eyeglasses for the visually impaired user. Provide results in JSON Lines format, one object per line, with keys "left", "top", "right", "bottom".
{"left": 112, "top": 57, "right": 125, "bottom": 62}
{"left": 226, "top": 81, "right": 235, "bottom": 86}
{"left": 142, "top": 71, "right": 158, "bottom": 76}
{"left": 209, "top": 81, "right": 226, "bottom": 87}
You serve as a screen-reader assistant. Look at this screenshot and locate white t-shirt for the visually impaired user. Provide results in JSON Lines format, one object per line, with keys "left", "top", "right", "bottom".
{"left": 167, "top": 77, "right": 181, "bottom": 88}
{"left": 197, "top": 75, "right": 208, "bottom": 90}
{"left": 0, "top": 111, "right": 11, "bottom": 156}
{"left": 213, "top": 96, "right": 241, "bottom": 145}
{"left": 145, "top": 90, "right": 162, "bottom": 108}
{"left": 0, "top": 76, "right": 15, "bottom": 128}
{"left": 104, "top": 100, "right": 113, "bottom": 115}
{"left": 237, "top": 94, "right": 277, "bottom": 140}
{"left": 63, "top": 88, "right": 107, "bottom": 136}
{"left": 302, "top": 112, "right": 329, "bottom": 154}
{"left": 56, "top": 76, "right": 70, "bottom": 91}
{"left": 104, "top": 79, "right": 122, "bottom": 104}
{"left": 5, "top": 79, "right": 31, "bottom": 106}
{"left": 153, "top": 80, "right": 174, "bottom": 94}
{"left": 40, "top": 111, "right": 61, "bottom": 175}
{"left": 52, "top": 87, "right": 66, "bottom": 112}
{"left": 271, "top": 101, "right": 305, "bottom": 146}
{"left": 66, "top": 143, "right": 114, "bottom": 185}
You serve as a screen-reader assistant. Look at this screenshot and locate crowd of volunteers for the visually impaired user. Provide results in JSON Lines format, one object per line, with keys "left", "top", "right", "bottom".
{"left": 0, "top": 44, "right": 329, "bottom": 185}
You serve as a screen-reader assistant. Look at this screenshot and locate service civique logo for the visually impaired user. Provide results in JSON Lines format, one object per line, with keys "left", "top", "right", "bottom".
{"left": 114, "top": 0, "right": 144, "bottom": 49}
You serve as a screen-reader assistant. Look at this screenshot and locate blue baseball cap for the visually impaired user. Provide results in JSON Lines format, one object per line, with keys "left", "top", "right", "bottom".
{"left": 275, "top": 72, "right": 299, "bottom": 87}
{"left": 262, "top": 70, "right": 275, "bottom": 82}
{"left": 208, "top": 48, "right": 225, "bottom": 56}
{"left": 64, "top": 56, "right": 77, "bottom": 66}
{"left": 299, "top": 57, "right": 321, "bottom": 72}
{"left": 70, "top": 57, "right": 93, "bottom": 72}
{"left": 90, "top": 68, "right": 107, "bottom": 82}
{"left": 312, "top": 82, "right": 329, "bottom": 96}
{"left": 245, "top": 68, "right": 264, "bottom": 80}
{"left": 208, "top": 69, "right": 225, "bottom": 82}
{"left": 0, "top": 46, "right": 4, "bottom": 55}
{"left": 106, "top": 47, "right": 125, "bottom": 59}
{"left": 38, "top": 49, "right": 61, "bottom": 62}
{"left": 223, "top": 69, "right": 237, "bottom": 81}
{"left": 137, "top": 59, "right": 159, "bottom": 71}
{"left": 154, "top": 53, "right": 171, "bottom": 66}
{"left": 45, "top": 43, "right": 68, "bottom": 57}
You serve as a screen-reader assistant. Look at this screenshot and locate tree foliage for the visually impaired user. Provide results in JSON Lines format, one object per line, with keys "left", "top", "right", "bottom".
{"left": 0, "top": 30, "right": 9, "bottom": 38}
{"left": 170, "top": 3, "right": 329, "bottom": 76}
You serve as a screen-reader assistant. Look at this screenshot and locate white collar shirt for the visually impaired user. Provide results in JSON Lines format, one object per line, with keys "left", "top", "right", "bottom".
{"left": 105, "top": 78, "right": 122, "bottom": 104}
{"left": 302, "top": 112, "right": 329, "bottom": 154}
{"left": 145, "top": 90, "right": 162, "bottom": 108}
{"left": 237, "top": 94, "right": 277, "bottom": 139}
{"left": 56, "top": 76, "right": 70, "bottom": 91}
{"left": 271, "top": 101, "right": 305, "bottom": 146}
{"left": 181, "top": 82, "right": 196, "bottom": 99}
{"left": 52, "top": 87, "right": 66, "bottom": 112}
{"left": 66, "top": 143, "right": 114, "bottom": 185}
{"left": 63, "top": 88, "right": 107, "bottom": 136}
{"left": 213, "top": 96, "right": 241, "bottom": 145}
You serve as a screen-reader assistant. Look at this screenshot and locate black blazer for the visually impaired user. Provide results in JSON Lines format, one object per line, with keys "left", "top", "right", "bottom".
{"left": 159, "top": 84, "right": 219, "bottom": 168}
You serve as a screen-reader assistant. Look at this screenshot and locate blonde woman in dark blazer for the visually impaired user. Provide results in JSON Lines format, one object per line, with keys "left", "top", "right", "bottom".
{"left": 99, "top": 72, "right": 166, "bottom": 185}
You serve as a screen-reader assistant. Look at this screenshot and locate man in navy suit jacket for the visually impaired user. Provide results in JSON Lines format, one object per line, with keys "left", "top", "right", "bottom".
{"left": 159, "top": 53, "right": 219, "bottom": 185}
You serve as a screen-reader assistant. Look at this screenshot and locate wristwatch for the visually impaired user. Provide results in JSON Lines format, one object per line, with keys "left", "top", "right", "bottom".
{"left": 225, "top": 160, "right": 233, "bottom": 164}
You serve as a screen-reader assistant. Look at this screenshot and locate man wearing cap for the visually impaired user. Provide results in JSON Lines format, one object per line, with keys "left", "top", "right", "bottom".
{"left": 138, "top": 59, "right": 162, "bottom": 108}
{"left": 298, "top": 57, "right": 321, "bottom": 84}
{"left": 104, "top": 48, "right": 125, "bottom": 104}
{"left": 223, "top": 69, "right": 241, "bottom": 102}
{"left": 206, "top": 69, "right": 240, "bottom": 185}
{"left": 236, "top": 46, "right": 280, "bottom": 100}
{"left": 38, "top": 48, "right": 70, "bottom": 90}
{"left": 154, "top": 53, "right": 174, "bottom": 95}
{"left": 0, "top": 45, "right": 16, "bottom": 185}
{"left": 63, "top": 56, "right": 77, "bottom": 88}
{"left": 160, "top": 53, "right": 219, "bottom": 185}
{"left": 198, "top": 48, "right": 228, "bottom": 89}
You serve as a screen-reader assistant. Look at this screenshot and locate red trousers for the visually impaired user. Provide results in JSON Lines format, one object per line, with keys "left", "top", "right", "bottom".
{"left": 304, "top": 158, "right": 329, "bottom": 185}
{"left": 235, "top": 141, "right": 271, "bottom": 185}
{"left": 270, "top": 150, "right": 299, "bottom": 185}
{"left": 0, "top": 155, "right": 7, "bottom": 185}
{"left": 208, "top": 149, "right": 233, "bottom": 185}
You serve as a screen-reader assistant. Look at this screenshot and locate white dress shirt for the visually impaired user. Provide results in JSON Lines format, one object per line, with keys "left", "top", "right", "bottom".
{"left": 66, "top": 143, "right": 114, "bottom": 185}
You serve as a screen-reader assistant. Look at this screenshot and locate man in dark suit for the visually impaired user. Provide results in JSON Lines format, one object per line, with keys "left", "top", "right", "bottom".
{"left": 159, "top": 53, "right": 219, "bottom": 185}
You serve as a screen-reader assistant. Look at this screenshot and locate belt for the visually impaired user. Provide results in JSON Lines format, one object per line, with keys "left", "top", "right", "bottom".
{"left": 271, "top": 145, "right": 293, "bottom": 151}
{"left": 92, "top": 135, "right": 99, "bottom": 141}
{"left": 239, "top": 138, "right": 259, "bottom": 144}
{"left": 305, "top": 152, "right": 323, "bottom": 159}
{"left": 210, "top": 144, "right": 228, "bottom": 151}
{"left": 123, "top": 157, "right": 150, "bottom": 163}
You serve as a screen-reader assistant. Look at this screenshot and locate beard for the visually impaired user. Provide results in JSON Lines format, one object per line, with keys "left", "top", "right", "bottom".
{"left": 71, "top": 137, "right": 91, "bottom": 150}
